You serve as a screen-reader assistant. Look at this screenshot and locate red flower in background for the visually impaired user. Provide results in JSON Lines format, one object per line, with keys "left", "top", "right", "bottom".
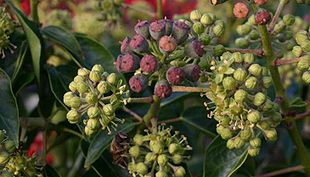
{"left": 21, "top": 0, "right": 30, "bottom": 16}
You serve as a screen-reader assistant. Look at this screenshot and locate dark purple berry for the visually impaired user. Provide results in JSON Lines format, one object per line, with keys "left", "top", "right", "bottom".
{"left": 116, "top": 53, "right": 140, "bottom": 73}
{"left": 183, "top": 64, "right": 201, "bottom": 82}
{"left": 129, "top": 34, "right": 149, "bottom": 53}
{"left": 166, "top": 67, "right": 185, "bottom": 85}
{"left": 159, "top": 35, "right": 177, "bottom": 52}
{"left": 172, "top": 20, "right": 190, "bottom": 44}
{"left": 255, "top": 10, "right": 271, "bottom": 25}
{"left": 129, "top": 74, "right": 148, "bottom": 93}
{"left": 154, "top": 80, "right": 172, "bottom": 99}
{"left": 140, "top": 55, "right": 158, "bottom": 73}
{"left": 120, "top": 37, "right": 131, "bottom": 53}
{"left": 134, "top": 20, "right": 150, "bottom": 38}
{"left": 185, "top": 39, "right": 204, "bottom": 58}
{"left": 149, "top": 20, "right": 166, "bottom": 40}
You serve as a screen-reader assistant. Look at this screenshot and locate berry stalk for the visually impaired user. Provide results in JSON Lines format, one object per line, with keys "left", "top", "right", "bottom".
{"left": 156, "top": 0, "right": 163, "bottom": 19}
{"left": 143, "top": 96, "right": 161, "bottom": 130}
{"left": 30, "top": 0, "right": 39, "bottom": 22}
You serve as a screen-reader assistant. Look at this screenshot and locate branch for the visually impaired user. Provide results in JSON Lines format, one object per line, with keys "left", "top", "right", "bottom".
{"left": 273, "top": 57, "right": 301, "bottom": 66}
{"left": 257, "top": 165, "right": 304, "bottom": 177}
{"left": 295, "top": 111, "right": 310, "bottom": 121}
{"left": 268, "top": 0, "right": 287, "bottom": 32}
{"left": 172, "top": 86, "right": 208, "bottom": 93}
{"left": 159, "top": 117, "right": 182, "bottom": 124}
{"left": 225, "top": 48, "right": 264, "bottom": 57}
{"left": 143, "top": 96, "right": 160, "bottom": 130}
{"left": 128, "top": 96, "right": 154, "bottom": 104}
{"left": 122, "top": 106, "right": 143, "bottom": 122}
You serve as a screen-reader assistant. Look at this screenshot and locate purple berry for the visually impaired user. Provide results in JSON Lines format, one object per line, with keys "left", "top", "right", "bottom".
{"left": 185, "top": 39, "right": 204, "bottom": 58}
{"left": 129, "top": 74, "right": 148, "bottom": 93}
{"left": 116, "top": 53, "right": 140, "bottom": 73}
{"left": 183, "top": 64, "right": 201, "bottom": 82}
{"left": 129, "top": 34, "right": 149, "bottom": 53}
{"left": 135, "top": 20, "right": 150, "bottom": 38}
{"left": 140, "top": 55, "right": 158, "bottom": 73}
{"left": 149, "top": 20, "right": 166, "bottom": 40}
{"left": 172, "top": 20, "right": 190, "bottom": 44}
{"left": 120, "top": 37, "right": 131, "bottom": 53}
{"left": 159, "top": 35, "right": 177, "bottom": 52}
{"left": 154, "top": 80, "right": 172, "bottom": 99}
{"left": 166, "top": 67, "right": 185, "bottom": 85}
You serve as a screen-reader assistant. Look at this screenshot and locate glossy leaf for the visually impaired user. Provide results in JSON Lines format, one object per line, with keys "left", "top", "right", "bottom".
{"left": 0, "top": 69, "right": 20, "bottom": 146}
{"left": 45, "top": 165, "right": 62, "bottom": 177}
{"left": 204, "top": 136, "right": 249, "bottom": 177}
{"left": 12, "top": 41, "right": 28, "bottom": 82}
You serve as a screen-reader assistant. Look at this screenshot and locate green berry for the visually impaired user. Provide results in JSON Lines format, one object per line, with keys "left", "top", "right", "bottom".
{"left": 66, "top": 109, "right": 80, "bottom": 124}
{"left": 302, "top": 71, "right": 310, "bottom": 84}
{"left": 74, "top": 75, "right": 84, "bottom": 83}
{"left": 133, "top": 134, "right": 144, "bottom": 145}
{"left": 136, "top": 162, "right": 148, "bottom": 175}
{"left": 297, "top": 55, "right": 310, "bottom": 71}
{"left": 234, "top": 137, "right": 245, "bottom": 149}
{"left": 92, "top": 64, "right": 104, "bottom": 73}
{"left": 156, "top": 171, "right": 168, "bottom": 177}
{"left": 169, "top": 143, "right": 181, "bottom": 154}
{"left": 292, "top": 46, "right": 303, "bottom": 57}
{"left": 76, "top": 81, "right": 88, "bottom": 94}
{"left": 97, "top": 81, "right": 109, "bottom": 94}
{"left": 78, "top": 68, "right": 90, "bottom": 76}
{"left": 244, "top": 53, "right": 254, "bottom": 64}
{"left": 247, "top": 110, "right": 261, "bottom": 123}
{"left": 273, "top": 20, "right": 286, "bottom": 34}
{"left": 145, "top": 152, "right": 157, "bottom": 164}
{"left": 250, "top": 138, "right": 261, "bottom": 148}
{"left": 107, "top": 73, "right": 118, "bottom": 85}
{"left": 262, "top": 99, "right": 274, "bottom": 112}
{"left": 157, "top": 154, "right": 168, "bottom": 166}
{"left": 69, "top": 82, "right": 77, "bottom": 92}
{"left": 89, "top": 70, "right": 102, "bottom": 83}
{"left": 235, "top": 38, "right": 249, "bottom": 48}
{"left": 253, "top": 92, "right": 266, "bottom": 106}
{"left": 86, "top": 119, "right": 100, "bottom": 130}
{"left": 234, "top": 89, "right": 248, "bottom": 103}
{"left": 85, "top": 126, "right": 95, "bottom": 136}
{"left": 233, "top": 68, "right": 247, "bottom": 81}
{"left": 222, "top": 77, "right": 237, "bottom": 90}
{"left": 236, "top": 24, "right": 251, "bottom": 35}
{"left": 231, "top": 52, "right": 243, "bottom": 63}
{"left": 190, "top": 10, "right": 202, "bottom": 21}
{"left": 248, "top": 147, "right": 260, "bottom": 157}
{"left": 245, "top": 76, "right": 257, "bottom": 89}
{"left": 220, "top": 128, "right": 233, "bottom": 140}
{"left": 248, "top": 64, "right": 262, "bottom": 76}
{"left": 172, "top": 154, "right": 183, "bottom": 164}
{"left": 213, "top": 44, "right": 225, "bottom": 56}
{"left": 283, "top": 14, "right": 295, "bottom": 26}
{"left": 193, "top": 22, "right": 204, "bottom": 34}
{"left": 87, "top": 106, "right": 100, "bottom": 118}
{"left": 199, "top": 33, "right": 211, "bottom": 45}
{"left": 85, "top": 92, "right": 98, "bottom": 105}
{"left": 264, "top": 128, "right": 277, "bottom": 141}
{"left": 240, "top": 128, "right": 252, "bottom": 140}
{"left": 201, "top": 13, "right": 214, "bottom": 25}
{"left": 249, "top": 30, "right": 260, "bottom": 40}
{"left": 213, "top": 20, "right": 225, "bottom": 37}
{"left": 174, "top": 166, "right": 186, "bottom": 177}
{"left": 150, "top": 140, "right": 164, "bottom": 154}
{"left": 226, "top": 139, "right": 235, "bottom": 149}
{"left": 263, "top": 76, "right": 272, "bottom": 88}
{"left": 129, "top": 145, "right": 140, "bottom": 158}
{"left": 0, "top": 131, "right": 5, "bottom": 142}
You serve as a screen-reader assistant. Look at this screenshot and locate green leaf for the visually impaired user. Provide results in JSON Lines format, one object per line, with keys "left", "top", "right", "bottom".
{"left": 12, "top": 41, "right": 28, "bottom": 82}
{"left": 0, "top": 69, "right": 20, "bottom": 146}
{"left": 45, "top": 165, "right": 62, "bottom": 177}
{"left": 13, "top": 71, "right": 35, "bottom": 95}
{"left": 75, "top": 34, "right": 116, "bottom": 72}
{"left": 288, "top": 97, "right": 307, "bottom": 114}
{"left": 204, "top": 136, "right": 249, "bottom": 177}
{"left": 85, "top": 122, "right": 137, "bottom": 168}
{"left": 7, "top": 1, "right": 42, "bottom": 82}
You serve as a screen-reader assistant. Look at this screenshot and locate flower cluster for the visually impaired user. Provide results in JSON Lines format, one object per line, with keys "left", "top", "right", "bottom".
{"left": 93, "top": 0, "right": 124, "bottom": 26}
{"left": 205, "top": 52, "right": 281, "bottom": 156}
{"left": 0, "top": 130, "right": 41, "bottom": 177}
{"left": 127, "top": 126, "right": 191, "bottom": 177}
{"left": 294, "top": 30, "right": 310, "bottom": 84}
{"left": 0, "top": 6, "right": 15, "bottom": 58}
{"left": 63, "top": 65, "right": 129, "bottom": 136}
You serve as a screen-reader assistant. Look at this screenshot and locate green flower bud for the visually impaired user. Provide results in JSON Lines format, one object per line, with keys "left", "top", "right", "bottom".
{"left": 245, "top": 76, "right": 257, "bottom": 89}
{"left": 247, "top": 110, "right": 261, "bottom": 123}
{"left": 69, "top": 82, "right": 77, "bottom": 92}
{"left": 295, "top": 31, "right": 308, "bottom": 46}
{"left": 301, "top": 42, "right": 310, "bottom": 52}
{"left": 302, "top": 71, "right": 310, "bottom": 84}
{"left": 234, "top": 137, "right": 245, "bottom": 149}
{"left": 248, "top": 147, "right": 260, "bottom": 157}
{"left": 69, "top": 97, "right": 81, "bottom": 109}
{"left": 174, "top": 166, "right": 186, "bottom": 177}
{"left": 199, "top": 33, "right": 211, "bottom": 45}
{"left": 297, "top": 55, "right": 310, "bottom": 71}
{"left": 157, "top": 154, "right": 168, "bottom": 166}
{"left": 4, "top": 140, "right": 15, "bottom": 153}
{"left": 156, "top": 171, "right": 168, "bottom": 177}
{"left": 97, "top": 81, "right": 110, "bottom": 94}
{"left": 133, "top": 134, "right": 144, "bottom": 145}
{"left": 129, "top": 145, "right": 140, "bottom": 158}
{"left": 271, "top": 112, "right": 282, "bottom": 123}
{"left": 248, "top": 64, "right": 262, "bottom": 76}
{"left": 249, "top": 30, "right": 260, "bottom": 40}
{"left": 103, "top": 104, "right": 115, "bottom": 116}
{"left": 193, "top": 22, "right": 204, "bottom": 35}
{"left": 63, "top": 92, "right": 74, "bottom": 106}
{"left": 292, "top": 46, "right": 303, "bottom": 58}
{"left": 92, "top": 64, "right": 104, "bottom": 73}
{"left": 169, "top": 143, "right": 181, "bottom": 154}
{"left": 233, "top": 68, "right": 247, "bottom": 81}
{"left": 250, "top": 138, "right": 261, "bottom": 148}
{"left": 87, "top": 106, "right": 100, "bottom": 118}
{"left": 213, "top": 20, "right": 225, "bottom": 37}
{"left": 85, "top": 92, "right": 98, "bottom": 105}
{"left": 283, "top": 14, "right": 295, "bottom": 26}
{"left": 264, "top": 128, "right": 277, "bottom": 141}
{"left": 244, "top": 53, "right": 255, "bottom": 64}
{"left": 86, "top": 119, "right": 100, "bottom": 130}
{"left": 107, "top": 73, "right": 118, "bottom": 85}
{"left": 236, "top": 24, "right": 251, "bottom": 35}
{"left": 219, "top": 128, "right": 233, "bottom": 140}
{"left": 128, "top": 162, "right": 136, "bottom": 172}
{"left": 136, "top": 162, "right": 148, "bottom": 175}
{"left": 66, "top": 109, "right": 80, "bottom": 124}
{"left": 172, "top": 154, "right": 183, "bottom": 164}
{"left": 247, "top": 15, "right": 256, "bottom": 25}
{"left": 74, "top": 75, "right": 84, "bottom": 83}
{"left": 145, "top": 152, "right": 157, "bottom": 164}
{"left": 200, "top": 13, "right": 214, "bottom": 25}
{"left": 89, "top": 70, "right": 102, "bottom": 83}
{"left": 240, "top": 128, "right": 252, "bottom": 140}
{"left": 258, "top": 121, "right": 270, "bottom": 130}
{"left": 253, "top": 92, "right": 266, "bottom": 106}
{"left": 213, "top": 44, "right": 225, "bottom": 56}
{"left": 150, "top": 140, "right": 164, "bottom": 154}
{"left": 76, "top": 81, "right": 88, "bottom": 94}
{"left": 78, "top": 68, "right": 90, "bottom": 76}
{"left": 263, "top": 77, "right": 272, "bottom": 88}
{"left": 0, "top": 151, "right": 9, "bottom": 165}
{"left": 235, "top": 38, "right": 249, "bottom": 48}
{"left": 262, "top": 99, "right": 274, "bottom": 112}
{"left": 226, "top": 139, "right": 235, "bottom": 149}
{"left": 273, "top": 20, "right": 285, "bottom": 34}
{"left": 190, "top": 10, "right": 202, "bottom": 21}
{"left": 222, "top": 77, "right": 237, "bottom": 90}
{"left": 234, "top": 89, "right": 248, "bottom": 103}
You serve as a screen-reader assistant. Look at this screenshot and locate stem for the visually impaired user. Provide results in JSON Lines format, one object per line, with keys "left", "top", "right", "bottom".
{"left": 273, "top": 57, "right": 301, "bottom": 66}
{"left": 122, "top": 4, "right": 155, "bottom": 17}
{"left": 258, "top": 24, "right": 310, "bottom": 177}
{"left": 268, "top": 0, "right": 287, "bottom": 32}
{"left": 225, "top": 48, "right": 263, "bottom": 56}
{"left": 30, "top": 0, "right": 39, "bottom": 23}
{"left": 122, "top": 106, "right": 143, "bottom": 122}
{"left": 172, "top": 86, "right": 208, "bottom": 93}
{"left": 128, "top": 96, "right": 154, "bottom": 104}
{"left": 257, "top": 165, "right": 304, "bottom": 177}
{"left": 156, "top": 0, "right": 163, "bottom": 19}
{"left": 159, "top": 117, "right": 182, "bottom": 124}
{"left": 143, "top": 96, "right": 160, "bottom": 128}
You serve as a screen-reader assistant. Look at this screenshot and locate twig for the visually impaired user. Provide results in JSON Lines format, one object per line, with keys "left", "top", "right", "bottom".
{"left": 128, "top": 96, "right": 154, "bottom": 104}
{"left": 172, "top": 86, "right": 208, "bottom": 93}
{"left": 225, "top": 48, "right": 264, "bottom": 56}
{"left": 295, "top": 111, "right": 310, "bottom": 121}
{"left": 257, "top": 165, "right": 304, "bottom": 177}
{"left": 159, "top": 117, "right": 182, "bottom": 124}
{"left": 268, "top": 0, "right": 287, "bottom": 32}
{"left": 273, "top": 57, "right": 301, "bottom": 66}
{"left": 122, "top": 106, "right": 143, "bottom": 122}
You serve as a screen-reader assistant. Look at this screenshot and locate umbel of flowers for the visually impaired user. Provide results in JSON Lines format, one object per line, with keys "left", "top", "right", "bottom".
{"left": 117, "top": 10, "right": 225, "bottom": 99}
{"left": 127, "top": 126, "right": 191, "bottom": 177}
{"left": 205, "top": 52, "right": 281, "bottom": 156}
{"left": 63, "top": 64, "right": 129, "bottom": 136}
{"left": 0, "top": 6, "right": 15, "bottom": 58}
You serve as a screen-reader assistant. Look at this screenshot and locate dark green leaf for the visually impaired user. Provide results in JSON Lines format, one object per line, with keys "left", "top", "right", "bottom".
{"left": 45, "top": 165, "right": 62, "bottom": 177}
{"left": 12, "top": 41, "right": 28, "bottom": 82}
{"left": 13, "top": 71, "right": 35, "bottom": 95}
{"left": 289, "top": 97, "right": 307, "bottom": 114}
{"left": 204, "top": 136, "right": 249, "bottom": 177}
{"left": 0, "top": 69, "right": 20, "bottom": 146}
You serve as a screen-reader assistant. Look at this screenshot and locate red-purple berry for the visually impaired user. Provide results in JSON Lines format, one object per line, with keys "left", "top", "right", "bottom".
{"left": 183, "top": 64, "right": 201, "bottom": 82}
{"left": 233, "top": 2, "right": 249, "bottom": 19}
{"left": 116, "top": 53, "right": 140, "bottom": 73}
{"left": 185, "top": 39, "right": 204, "bottom": 58}
{"left": 149, "top": 20, "right": 166, "bottom": 40}
{"left": 166, "top": 67, "right": 185, "bottom": 85}
{"left": 154, "top": 80, "right": 172, "bottom": 99}
{"left": 120, "top": 37, "right": 131, "bottom": 53}
{"left": 129, "top": 74, "right": 148, "bottom": 93}
{"left": 172, "top": 20, "right": 190, "bottom": 44}
{"left": 129, "top": 34, "right": 149, "bottom": 53}
{"left": 135, "top": 20, "right": 150, "bottom": 38}
{"left": 255, "top": 10, "right": 271, "bottom": 25}
{"left": 140, "top": 55, "right": 158, "bottom": 73}
{"left": 159, "top": 35, "right": 177, "bottom": 52}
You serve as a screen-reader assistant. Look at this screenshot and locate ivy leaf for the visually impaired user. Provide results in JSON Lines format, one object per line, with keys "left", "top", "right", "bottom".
{"left": 204, "top": 136, "right": 249, "bottom": 177}
{"left": 288, "top": 97, "right": 307, "bottom": 114}
{"left": 0, "top": 69, "right": 20, "bottom": 146}
{"left": 45, "top": 165, "right": 62, "bottom": 177}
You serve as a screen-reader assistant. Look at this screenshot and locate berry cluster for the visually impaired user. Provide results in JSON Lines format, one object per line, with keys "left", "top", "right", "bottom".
{"left": 0, "top": 6, "right": 15, "bottom": 58}
{"left": 205, "top": 52, "right": 281, "bottom": 156}
{"left": 63, "top": 65, "right": 129, "bottom": 136}
{"left": 127, "top": 126, "right": 191, "bottom": 177}
{"left": 294, "top": 30, "right": 310, "bottom": 84}
{"left": 0, "top": 130, "right": 41, "bottom": 177}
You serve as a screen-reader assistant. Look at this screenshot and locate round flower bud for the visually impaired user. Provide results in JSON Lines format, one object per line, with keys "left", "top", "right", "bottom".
{"left": 85, "top": 92, "right": 98, "bottom": 105}
{"left": 168, "top": 143, "right": 181, "bottom": 154}
{"left": 234, "top": 137, "right": 245, "bottom": 149}
{"left": 145, "top": 152, "right": 157, "bottom": 164}
{"left": 63, "top": 92, "right": 74, "bottom": 106}
{"left": 149, "top": 20, "right": 166, "bottom": 40}
{"left": 233, "top": 2, "right": 249, "bottom": 19}
{"left": 301, "top": 42, "right": 310, "bottom": 52}
{"left": 248, "top": 147, "right": 260, "bottom": 157}
{"left": 263, "top": 76, "right": 272, "bottom": 88}
{"left": 264, "top": 128, "right": 277, "bottom": 141}
{"left": 133, "top": 134, "right": 144, "bottom": 146}
{"left": 87, "top": 106, "right": 100, "bottom": 119}
{"left": 4, "top": 140, "right": 15, "bottom": 153}
{"left": 219, "top": 127, "right": 233, "bottom": 140}
{"left": 0, "top": 151, "right": 9, "bottom": 165}
{"left": 89, "top": 70, "right": 102, "bottom": 83}
{"left": 129, "top": 34, "right": 149, "bottom": 53}
{"left": 254, "top": 0, "right": 267, "bottom": 5}
{"left": 129, "top": 74, "right": 148, "bottom": 93}
{"left": 226, "top": 139, "right": 235, "bottom": 149}
{"left": 136, "top": 162, "right": 148, "bottom": 175}
{"left": 255, "top": 10, "right": 271, "bottom": 25}
{"left": 233, "top": 68, "right": 247, "bottom": 81}
{"left": 166, "top": 67, "right": 185, "bottom": 85}
{"left": 254, "top": 92, "right": 266, "bottom": 106}
{"left": 240, "top": 128, "right": 252, "bottom": 140}
{"left": 199, "top": 33, "right": 211, "bottom": 45}
{"left": 172, "top": 154, "right": 183, "bottom": 165}
{"left": 273, "top": 21, "right": 286, "bottom": 34}
{"left": 213, "top": 20, "right": 225, "bottom": 37}
{"left": 154, "top": 80, "right": 172, "bottom": 99}
{"left": 183, "top": 64, "right": 201, "bottom": 82}
{"left": 78, "top": 68, "right": 90, "bottom": 76}
{"left": 174, "top": 166, "right": 186, "bottom": 177}
{"left": 222, "top": 77, "right": 237, "bottom": 90}
{"left": 213, "top": 44, "right": 225, "bottom": 56}
{"left": 140, "top": 55, "right": 158, "bottom": 73}
{"left": 201, "top": 13, "right": 214, "bottom": 25}
{"left": 69, "top": 97, "right": 81, "bottom": 109}
{"left": 92, "top": 64, "right": 104, "bottom": 74}
{"left": 235, "top": 38, "right": 249, "bottom": 48}
{"left": 129, "top": 145, "right": 140, "bottom": 158}
{"left": 297, "top": 55, "right": 310, "bottom": 71}
{"left": 172, "top": 20, "right": 190, "bottom": 44}
{"left": 120, "top": 37, "right": 130, "bottom": 53}
{"left": 245, "top": 76, "right": 257, "bottom": 89}
{"left": 97, "top": 81, "right": 109, "bottom": 94}
{"left": 295, "top": 31, "right": 308, "bottom": 46}
{"left": 193, "top": 22, "right": 204, "bottom": 35}
{"left": 135, "top": 20, "right": 150, "bottom": 38}
{"left": 85, "top": 126, "right": 95, "bottom": 136}
{"left": 234, "top": 89, "right": 248, "bottom": 103}
{"left": 156, "top": 171, "right": 168, "bottom": 177}
{"left": 159, "top": 35, "right": 177, "bottom": 52}
{"left": 250, "top": 138, "right": 261, "bottom": 148}
{"left": 150, "top": 140, "right": 164, "bottom": 154}
{"left": 231, "top": 52, "right": 243, "bottom": 63}
{"left": 157, "top": 154, "right": 168, "bottom": 166}
{"left": 190, "top": 10, "right": 202, "bottom": 21}
{"left": 74, "top": 75, "right": 84, "bottom": 83}
{"left": 262, "top": 99, "right": 274, "bottom": 111}
{"left": 292, "top": 46, "right": 303, "bottom": 57}
{"left": 107, "top": 73, "right": 118, "bottom": 85}
{"left": 283, "top": 14, "right": 295, "bottom": 26}
{"left": 249, "top": 30, "right": 260, "bottom": 40}
{"left": 69, "top": 81, "right": 77, "bottom": 92}
{"left": 302, "top": 71, "right": 310, "bottom": 84}
{"left": 103, "top": 104, "right": 115, "bottom": 116}
{"left": 185, "top": 39, "right": 204, "bottom": 58}
{"left": 244, "top": 53, "right": 255, "bottom": 64}
{"left": 76, "top": 81, "right": 88, "bottom": 94}
{"left": 236, "top": 24, "right": 251, "bottom": 35}
{"left": 116, "top": 53, "right": 140, "bottom": 73}
{"left": 247, "top": 110, "right": 261, "bottom": 123}
{"left": 86, "top": 119, "right": 100, "bottom": 130}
